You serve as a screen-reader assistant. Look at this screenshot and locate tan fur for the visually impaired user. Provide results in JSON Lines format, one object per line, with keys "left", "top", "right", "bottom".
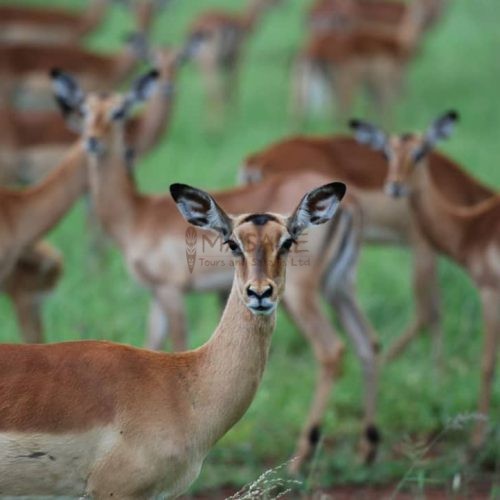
{"left": 378, "top": 131, "right": 500, "bottom": 449}
{"left": 293, "top": 0, "right": 430, "bottom": 123}
{"left": 241, "top": 134, "right": 450, "bottom": 363}
{"left": 0, "top": 183, "right": 343, "bottom": 496}
{"left": 79, "top": 87, "right": 380, "bottom": 472}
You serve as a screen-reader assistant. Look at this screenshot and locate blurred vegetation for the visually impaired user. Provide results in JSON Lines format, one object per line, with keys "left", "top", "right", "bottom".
{"left": 1, "top": 0, "right": 499, "bottom": 496}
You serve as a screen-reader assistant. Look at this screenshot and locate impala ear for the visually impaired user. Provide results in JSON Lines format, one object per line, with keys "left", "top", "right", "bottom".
{"left": 50, "top": 68, "right": 85, "bottom": 117}
{"left": 349, "top": 118, "right": 388, "bottom": 152}
{"left": 288, "top": 182, "right": 346, "bottom": 239}
{"left": 413, "top": 110, "right": 459, "bottom": 163}
{"left": 170, "top": 183, "right": 233, "bottom": 239}
{"left": 111, "top": 69, "right": 159, "bottom": 121}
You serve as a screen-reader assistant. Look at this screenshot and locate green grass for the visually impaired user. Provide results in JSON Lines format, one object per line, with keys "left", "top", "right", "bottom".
{"left": 1, "top": 0, "right": 500, "bottom": 497}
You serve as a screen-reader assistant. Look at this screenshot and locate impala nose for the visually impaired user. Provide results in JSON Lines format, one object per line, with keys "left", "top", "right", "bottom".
{"left": 86, "top": 137, "right": 103, "bottom": 155}
{"left": 246, "top": 284, "right": 275, "bottom": 315}
{"left": 385, "top": 181, "right": 408, "bottom": 198}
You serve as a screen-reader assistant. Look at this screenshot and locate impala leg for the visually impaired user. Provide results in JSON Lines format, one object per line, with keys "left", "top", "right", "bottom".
{"left": 7, "top": 290, "right": 44, "bottom": 343}
{"left": 147, "top": 286, "right": 187, "bottom": 352}
{"left": 283, "top": 288, "right": 345, "bottom": 474}
{"left": 471, "top": 287, "right": 500, "bottom": 449}
{"left": 329, "top": 285, "right": 381, "bottom": 464}
{"left": 333, "top": 64, "right": 358, "bottom": 124}
{"left": 384, "top": 238, "right": 442, "bottom": 366}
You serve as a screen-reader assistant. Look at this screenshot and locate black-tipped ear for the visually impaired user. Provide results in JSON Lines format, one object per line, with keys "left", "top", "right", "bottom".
{"left": 111, "top": 69, "right": 159, "bottom": 121}
{"left": 170, "top": 183, "right": 233, "bottom": 239}
{"left": 349, "top": 118, "right": 388, "bottom": 151}
{"left": 426, "top": 110, "right": 459, "bottom": 144}
{"left": 50, "top": 68, "right": 85, "bottom": 117}
{"left": 413, "top": 110, "right": 460, "bottom": 163}
{"left": 287, "top": 182, "right": 346, "bottom": 239}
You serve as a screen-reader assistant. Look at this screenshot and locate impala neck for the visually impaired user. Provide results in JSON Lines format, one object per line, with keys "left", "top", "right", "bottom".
{"left": 88, "top": 126, "right": 140, "bottom": 247}
{"left": 11, "top": 141, "right": 87, "bottom": 249}
{"left": 78, "top": 0, "right": 108, "bottom": 36}
{"left": 191, "top": 280, "right": 275, "bottom": 450}
{"left": 410, "top": 161, "right": 465, "bottom": 262}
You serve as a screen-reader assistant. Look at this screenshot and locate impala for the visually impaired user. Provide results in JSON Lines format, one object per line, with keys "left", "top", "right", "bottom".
{"left": 0, "top": 46, "right": 184, "bottom": 184}
{"left": 186, "top": 0, "right": 280, "bottom": 123}
{"left": 308, "top": 0, "right": 447, "bottom": 35}
{"left": 292, "top": 0, "right": 428, "bottom": 123}
{"left": 240, "top": 131, "right": 452, "bottom": 364}
{"left": 0, "top": 180, "right": 345, "bottom": 498}
{"left": 349, "top": 111, "right": 499, "bottom": 449}
{"left": 0, "top": 32, "right": 148, "bottom": 107}
{"left": 52, "top": 69, "right": 382, "bottom": 470}
{"left": 0, "top": 0, "right": 168, "bottom": 45}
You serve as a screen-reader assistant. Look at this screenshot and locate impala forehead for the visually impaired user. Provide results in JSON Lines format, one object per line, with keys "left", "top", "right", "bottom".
{"left": 388, "top": 134, "right": 425, "bottom": 165}
{"left": 232, "top": 216, "right": 289, "bottom": 249}
{"left": 83, "top": 94, "right": 123, "bottom": 118}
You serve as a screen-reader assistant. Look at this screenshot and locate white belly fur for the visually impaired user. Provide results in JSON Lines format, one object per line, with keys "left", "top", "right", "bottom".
{"left": 0, "top": 427, "right": 118, "bottom": 496}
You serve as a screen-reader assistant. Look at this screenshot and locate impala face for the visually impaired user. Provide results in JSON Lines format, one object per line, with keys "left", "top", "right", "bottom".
{"left": 349, "top": 111, "right": 460, "bottom": 199}
{"left": 170, "top": 182, "right": 346, "bottom": 316}
{"left": 50, "top": 68, "right": 159, "bottom": 157}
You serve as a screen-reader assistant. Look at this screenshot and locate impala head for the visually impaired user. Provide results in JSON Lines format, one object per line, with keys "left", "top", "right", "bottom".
{"left": 171, "top": 182, "right": 346, "bottom": 315}
{"left": 349, "top": 111, "right": 459, "bottom": 198}
{"left": 51, "top": 68, "right": 159, "bottom": 156}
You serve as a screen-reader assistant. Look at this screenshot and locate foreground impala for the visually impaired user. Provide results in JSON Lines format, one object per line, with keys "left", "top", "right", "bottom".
{"left": 52, "top": 68, "right": 382, "bottom": 469}
{"left": 349, "top": 111, "right": 499, "bottom": 449}
{"left": 0, "top": 181, "right": 345, "bottom": 497}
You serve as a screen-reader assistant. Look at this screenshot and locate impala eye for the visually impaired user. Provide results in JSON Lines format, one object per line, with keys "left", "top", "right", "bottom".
{"left": 226, "top": 239, "right": 243, "bottom": 256}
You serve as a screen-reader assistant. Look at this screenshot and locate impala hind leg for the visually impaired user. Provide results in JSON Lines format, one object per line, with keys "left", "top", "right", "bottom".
{"left": 329, "top": 285, "right": 381, "bottom": 464}
{"left": 147, "top": 286, "right": 187, "bottom": 352}
{"left": 384, "top": 238, "right": 442, "bottom": 367}
{"left": 7, "top": 291, "right": 44, "bottom": 343}
{"left": 283, "top": 288, "right": 345, "bottom": 474}
{"left": 471, "top": 287, "right": 500, "bottom": 449}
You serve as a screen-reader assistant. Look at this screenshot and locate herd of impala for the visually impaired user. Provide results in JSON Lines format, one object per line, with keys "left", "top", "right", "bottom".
{"left": 0, "top": 0, "right": 496, "bottom": 498}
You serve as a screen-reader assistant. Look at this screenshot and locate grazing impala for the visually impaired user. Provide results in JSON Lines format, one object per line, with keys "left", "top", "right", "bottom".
{"left": 292, "top": 0, "right": 428, "bottom": 123}
{"left": 186, "top": 0, "right": 280, "bottom": 121}
{"left": 349, "top": 111, "right": 500, "bottom": 449}
{"left": 0, "top": 181, "right": 345, "bottom": 498}
{"left": 0, "top": 46, "right": 184, "bottom": 184}
{"left": 240, "top": 131, "right": 452, "bottom": 364}
{"left": 0, "top": 0, "right": 167, "bottom": 45}
{"left": 52, "top": 69, "right": 382, "bottom": 470}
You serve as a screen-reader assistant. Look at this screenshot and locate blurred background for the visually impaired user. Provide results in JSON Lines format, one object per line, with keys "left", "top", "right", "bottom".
{"left": 0, "top": 0, "right": 499, "bottom": 497}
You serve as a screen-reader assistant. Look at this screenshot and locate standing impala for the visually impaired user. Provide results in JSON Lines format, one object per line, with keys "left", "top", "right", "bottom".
{"left": 292, "top": 0, "right": 428, "bottom": 123}
{"left": 349, "top": 111, "right": 499, "bottom": 449}
{"left": 240, "top": 130, "right": 452, "bottom": 364}
{"left": 0, "top": 181, "right": 345, "bottom": 498}
{"left": 186, "top": 0, "right": 279, "bottom": 122}
{"left": 52, "top": 69, "right": 382, "bottom": 470}
{"left": 0, "top": 45, "right": 184, "bottom": 184}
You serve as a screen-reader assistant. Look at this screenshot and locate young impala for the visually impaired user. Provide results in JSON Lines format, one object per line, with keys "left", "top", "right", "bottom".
{"left": 52, "top": 69, "right": 382, "bottom": 470}
{"left": 349, "top": 111, "right": 499, "bottom": 450}
{"left": 0, "top": 181, "right": 345, "bottom": 498}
